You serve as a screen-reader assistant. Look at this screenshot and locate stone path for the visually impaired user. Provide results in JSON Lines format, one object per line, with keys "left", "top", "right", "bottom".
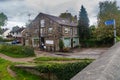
{"left": 0, "top": 48, "right": 108, "bottom": 63}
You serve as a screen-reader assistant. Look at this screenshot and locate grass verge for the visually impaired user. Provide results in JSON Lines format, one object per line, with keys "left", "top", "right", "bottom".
{"left": 11, "top": 66, "right": 46, "bottom": 80}
{"left": 0, "top": 58, "right": 45, "bottom": 80}
{"left": 34, "top": 56, "right": 93, "bottom": 61}
{"left": 0, "top": 58, "right": 15, "bottom": 80}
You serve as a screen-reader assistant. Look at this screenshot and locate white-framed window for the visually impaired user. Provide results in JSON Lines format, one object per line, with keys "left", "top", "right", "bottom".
{"left": 64, "top": 28, "right": 69, "bottom": 33}
{"left": 70, "top": 28, "right": 73, "bottom": 35}
{"left": 41, "top": 19, "right": 45, "bottom": 27}
{"left": 74, "top": 28, "right": 77, "bottom": 35}
{"left": 40, "top": 28, "right": 43, "bottom": 34}
{"left": 48, "top": 28, "right": 53, "bottom": 33}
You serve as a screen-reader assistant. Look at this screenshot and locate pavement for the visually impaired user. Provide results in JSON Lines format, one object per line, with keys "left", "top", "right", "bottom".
{"left": 71, "top": 42, "right": 120, "bottom": 80}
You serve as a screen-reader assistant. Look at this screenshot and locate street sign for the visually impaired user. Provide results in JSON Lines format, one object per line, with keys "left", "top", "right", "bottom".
{"left": 105, "top": 19, "right": 116, "bottom": 44}
{"left": 105, "top": 19, "right": 115, "bottom": 26}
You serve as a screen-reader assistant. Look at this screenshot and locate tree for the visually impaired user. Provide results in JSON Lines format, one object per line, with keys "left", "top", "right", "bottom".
{"left": 12, "top": 26, "right": 20, "bottom": 31}
{"left": 78, "top": 5, "right": 90, "bottom": 40}
{"left": 0, "top": 12, "right": 7, "bottom": 27}
{"left": 98, "top": 1, "right": 119, "bottom": 27}
{"left": 59, "top": 12, "right": 77, "bottom": 22}
{"left": 89, "top": 25, "right": 96, "bottom": 38}
{"left": 95, "top": 1, "right": 120, "bottom": 44}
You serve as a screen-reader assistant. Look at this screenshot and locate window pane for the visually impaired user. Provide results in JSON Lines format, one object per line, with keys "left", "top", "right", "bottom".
{"left": 41, "top": 20, "right": 45, "bottom": 27}
{"left": 65, "top": 28, "right": 69, "bottom": 33}
{"left": 48, "top": 28, "right": 53, "bottom": 33}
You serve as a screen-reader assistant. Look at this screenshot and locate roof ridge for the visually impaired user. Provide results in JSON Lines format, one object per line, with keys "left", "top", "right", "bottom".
{"left": 40, "top": 12, "right": 65, "bottom": 20}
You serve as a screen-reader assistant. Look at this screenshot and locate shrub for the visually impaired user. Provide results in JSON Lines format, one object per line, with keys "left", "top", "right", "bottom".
{"left": 80, "top": 38, "right": 113, "bottom": 48}
{"left": 0, "top": 36, "right": 13, "bottom": 42}
{"left": 0, "top": 44, "right": 35, "bottom": 58}
{"left": 63, "top": 47, "right": 70, "bottom": 52}
{"left": 36, "top": 60, "right": 92, "bottom": 80}
{"left": 59, "top": 39, "right": 64, "bottom": 51}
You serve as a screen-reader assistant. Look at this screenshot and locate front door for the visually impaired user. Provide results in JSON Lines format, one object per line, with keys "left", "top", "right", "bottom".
{"left": 40, "top": 37, "right": 45, "bottom": 49}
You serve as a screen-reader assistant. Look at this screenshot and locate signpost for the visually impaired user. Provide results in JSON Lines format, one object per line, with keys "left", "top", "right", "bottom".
{"left": 105, "top": 19, "right": 116, "bottom": 44}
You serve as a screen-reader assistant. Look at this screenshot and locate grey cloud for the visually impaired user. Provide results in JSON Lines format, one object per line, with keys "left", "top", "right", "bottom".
{"left": 0, "top": 0, "right": 120, "bottom": 27}
{"left": 0, "top": 0, "right": 31, "bottom": 22}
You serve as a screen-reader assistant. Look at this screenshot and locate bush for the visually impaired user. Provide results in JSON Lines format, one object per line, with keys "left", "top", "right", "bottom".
{"left": 63, "top": 47, "right": 70, "bottom": 52}
{"left": 59, "top": 39, "right": 64, "bottom": 51}
{"left": 80, "top": 38, "right": 113, "bottom": 48}
{"left": 36, "top": 60, "right": 92, "bottom": 80}
{"left": 0, "top": 36, "right": 13, "bottom": 42}
{"left": 0, "top": 44, "right": 35, "bottom": 58}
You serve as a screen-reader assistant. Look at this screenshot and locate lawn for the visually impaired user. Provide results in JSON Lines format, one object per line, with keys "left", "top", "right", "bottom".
{"left": 34, "top": 56, "right": 81, "bottom": 61}
{"left": 0, "top": 58, "right": 45, "bottom": 80}
{"left": 34, "top": 56, "right": 93, "bottom": 63}
{"left": 0, "top": 58, "right": 15, "bottom": 80}
{"left": 11, "top": 67, "right": 45, "bottom": 80}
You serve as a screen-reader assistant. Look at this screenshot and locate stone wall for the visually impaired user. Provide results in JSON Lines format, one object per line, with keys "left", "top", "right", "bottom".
{"left": 71, "top": 42, "right": 120, "bottom": 80}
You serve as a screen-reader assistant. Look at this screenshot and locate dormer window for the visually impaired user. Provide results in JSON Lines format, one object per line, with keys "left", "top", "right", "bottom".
{"left": 41, "top": 19, "right": 45, "bottom": 27}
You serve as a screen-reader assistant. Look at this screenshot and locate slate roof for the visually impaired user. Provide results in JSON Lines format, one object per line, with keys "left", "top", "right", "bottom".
{"left": 39, "top": 13, "right": 77, "bottom": 27}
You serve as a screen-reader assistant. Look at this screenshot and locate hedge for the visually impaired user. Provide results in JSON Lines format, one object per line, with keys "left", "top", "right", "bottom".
{"left": 36, "top": 60, "right": 92, "bottom": 80}
{"left": 0, "top": 44, "right": 35, "bottom": 58}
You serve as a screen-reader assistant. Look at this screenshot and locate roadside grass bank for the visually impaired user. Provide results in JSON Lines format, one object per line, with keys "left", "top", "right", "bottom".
{"left": 0, "top": 58, "right": 45, "bottom": 80}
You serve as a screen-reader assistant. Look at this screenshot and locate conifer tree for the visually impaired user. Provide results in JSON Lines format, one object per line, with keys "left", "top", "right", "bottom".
{"left": 78, "top": 5, "right": 90, "bottom": 40}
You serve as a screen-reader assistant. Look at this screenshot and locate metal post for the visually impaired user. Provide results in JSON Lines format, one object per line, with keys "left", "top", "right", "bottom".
{"left": 113, "top": 19, "right": 116, "bottom": 44}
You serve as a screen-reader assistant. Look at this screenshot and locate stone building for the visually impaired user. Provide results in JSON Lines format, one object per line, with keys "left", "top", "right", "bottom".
{"left": 22, "top": 13, "right": 79, "bottom": 51}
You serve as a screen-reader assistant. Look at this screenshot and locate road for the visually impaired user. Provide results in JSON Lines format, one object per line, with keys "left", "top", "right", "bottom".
{"left": 35, "top": 48, "right": 108, "bottom": 59}
{"left": 0, "top": 48, "right": 108, "bottom": 63}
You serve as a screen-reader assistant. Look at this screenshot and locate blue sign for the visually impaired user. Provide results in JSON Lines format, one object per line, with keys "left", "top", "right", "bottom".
{"left": 105, "top": 19, "right": 115, "bottom": 26}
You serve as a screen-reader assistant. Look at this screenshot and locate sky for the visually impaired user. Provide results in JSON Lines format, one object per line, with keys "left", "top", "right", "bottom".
{"left": 0, "top": 0, "right": 119, "bottom": 29}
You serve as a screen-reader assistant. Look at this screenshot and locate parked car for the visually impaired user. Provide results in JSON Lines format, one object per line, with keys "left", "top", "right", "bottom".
{"left": 11, "top": 40, "right": 20, "bottom": 44}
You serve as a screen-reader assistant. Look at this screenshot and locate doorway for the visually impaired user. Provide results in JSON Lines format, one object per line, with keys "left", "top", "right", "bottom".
{"left": 71, "top": 38, "right": 73, "bottom": 48}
